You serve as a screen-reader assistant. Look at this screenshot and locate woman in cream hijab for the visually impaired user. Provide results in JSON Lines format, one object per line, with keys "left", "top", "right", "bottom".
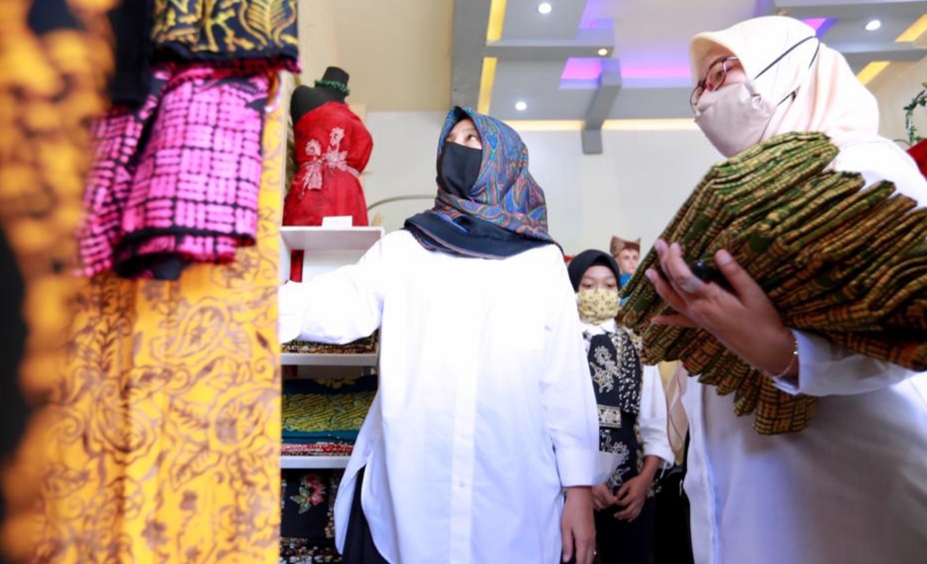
{"left": 647, "top": 16, "right": 927, "bottom": 564}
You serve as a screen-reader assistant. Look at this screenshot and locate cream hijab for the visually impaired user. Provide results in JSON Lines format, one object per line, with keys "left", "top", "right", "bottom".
{"left": 689, "top": 16, "right": 887, "bottom": 151}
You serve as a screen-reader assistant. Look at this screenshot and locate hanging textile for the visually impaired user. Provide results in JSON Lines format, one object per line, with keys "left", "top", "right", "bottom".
{"left": 34, "top": 82, "right": 287, "bottom": 563}
{"left": 78, "top": 61, "right": 274, "bottom": 280}
{"left": 151, "top": 0, "right": 299, "bottom": 70}
{"left": 0, "top": 0, "right": 112, "bottom": 561}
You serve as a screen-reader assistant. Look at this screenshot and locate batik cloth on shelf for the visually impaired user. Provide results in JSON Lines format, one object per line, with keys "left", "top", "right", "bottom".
{"left": 280, "top": 469, "right": 344, "bottom": 541}
{"left": 0, "top": 0, "right": 112, "bottom": 560}
{"left": 281, "top": 443, "right": 354, "bottom": 457}
{"left": 152, "top": 0, "right": 299, "bottom": 72}
{"left": 282, "top": 378, "right": 376, "bottom": 444}
{"left": 78, "top": 61, "right": 274, "bottom": 280}
{"left": 622, "top": 132, "right": 927, "bottom": 435}
{"left": 279, "top": 538, "right": 342, "bottom": 564}
{"left": 281, "top": 334, "right": 378, "bottom": 355}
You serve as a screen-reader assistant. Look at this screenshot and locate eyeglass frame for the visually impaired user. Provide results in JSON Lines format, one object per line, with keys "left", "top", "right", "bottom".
{"left": 689, "top": 56, "right": 740, "bottom": 111}
{"left": 688, "top": 35, "right": 821, "bottom": 114}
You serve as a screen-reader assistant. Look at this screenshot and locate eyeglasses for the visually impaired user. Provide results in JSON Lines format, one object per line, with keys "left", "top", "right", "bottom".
{"left": 689, "top": 56, "right": 739, "bottom": 112}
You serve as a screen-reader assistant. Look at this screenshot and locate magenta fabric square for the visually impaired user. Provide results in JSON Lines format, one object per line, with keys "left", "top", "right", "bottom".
{"left": 78, "top": 61, "right": 272, "bottom": 280}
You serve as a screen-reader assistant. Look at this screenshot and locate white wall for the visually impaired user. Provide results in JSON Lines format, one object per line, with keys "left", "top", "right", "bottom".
{"left": 361, "top": 112, "right": 723, "bottom": 255}
{"left": 869, "top": 55, "right": 927, "bottom": 146}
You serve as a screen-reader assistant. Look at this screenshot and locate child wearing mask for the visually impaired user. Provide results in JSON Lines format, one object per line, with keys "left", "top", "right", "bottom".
{"left": 567, "top": 250, "right": 673, "bottom": 564}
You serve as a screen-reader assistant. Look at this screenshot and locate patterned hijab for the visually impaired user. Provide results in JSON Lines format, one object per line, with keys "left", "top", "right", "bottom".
{"left": 404, "top": 107, "right": 557, "bottom": 259}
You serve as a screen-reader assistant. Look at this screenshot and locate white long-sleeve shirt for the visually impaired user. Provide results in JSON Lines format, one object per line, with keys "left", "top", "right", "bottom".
{"left": 684, "top": 141, "right": 927, "bottom": 564}
{"left": 279, "top": 231, "right": 617, "bottom": 563}
{"left": 579, "top": 319, "right": 675, "bottom": 468}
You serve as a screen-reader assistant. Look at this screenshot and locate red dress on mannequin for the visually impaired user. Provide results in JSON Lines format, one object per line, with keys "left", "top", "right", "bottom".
{"left": 284, "top": 101, "right": 373, "bottom": 281}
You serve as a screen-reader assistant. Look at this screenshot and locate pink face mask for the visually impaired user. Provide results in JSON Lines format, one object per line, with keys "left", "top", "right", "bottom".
{"left": 693, "top": 81, "right": 778, "bottom": 157}
{"left": 692, "top": 36, "right": 820, "bottom": 158}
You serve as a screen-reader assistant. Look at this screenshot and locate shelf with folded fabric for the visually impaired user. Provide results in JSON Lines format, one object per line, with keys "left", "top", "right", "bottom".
{"left": 281, "top": 333, "right": 379, "bottom": 369}
{"left": 280, "top": 455, "right": 351, "bottom": 470}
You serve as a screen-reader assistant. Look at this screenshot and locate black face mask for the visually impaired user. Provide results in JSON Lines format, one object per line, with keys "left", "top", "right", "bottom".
{"left": 437, "top": 142, "right": 482, "bottom": 199}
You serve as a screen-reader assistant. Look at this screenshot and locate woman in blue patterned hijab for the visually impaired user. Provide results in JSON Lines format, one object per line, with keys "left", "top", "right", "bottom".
{"left": 405, "top": 106, "right": 558, "bottom": 259}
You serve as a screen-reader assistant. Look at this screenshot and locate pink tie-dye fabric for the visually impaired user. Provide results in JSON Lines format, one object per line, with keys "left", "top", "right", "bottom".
{"left": 78, "top": 61, "right": 271, "bottom": 279}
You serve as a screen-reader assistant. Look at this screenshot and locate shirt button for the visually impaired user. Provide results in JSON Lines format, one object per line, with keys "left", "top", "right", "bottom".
{"left": 458, "top": 481, "right": 466, "bottom": 488}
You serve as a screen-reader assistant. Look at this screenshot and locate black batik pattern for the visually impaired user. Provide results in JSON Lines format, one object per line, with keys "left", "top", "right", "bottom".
{"left": 585, "top": 327, "right": 646, "bottom": 491}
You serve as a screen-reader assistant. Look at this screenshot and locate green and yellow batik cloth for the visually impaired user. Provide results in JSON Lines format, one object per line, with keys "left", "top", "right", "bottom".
{"left": 622, "top": 132, "right": 927, "bottom": 435}
{"left": 282, "top": 377, "right": 376, "bottom": 444}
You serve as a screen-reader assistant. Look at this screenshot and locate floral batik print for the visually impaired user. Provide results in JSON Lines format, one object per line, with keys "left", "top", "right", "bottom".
{"left": 34, "top": 76, "right": 288, "bottom": 564}
{"left": 585, "top": 327, "right": 646, "bottom": 492}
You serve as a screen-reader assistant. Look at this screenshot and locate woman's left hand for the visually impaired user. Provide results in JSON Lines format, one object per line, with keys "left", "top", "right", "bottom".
{"left": 644, "top": 240, "right": 796, "bottom": 378}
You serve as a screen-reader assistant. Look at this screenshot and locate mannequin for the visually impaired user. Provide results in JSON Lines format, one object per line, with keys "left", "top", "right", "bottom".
{"left": 291, "top": 66, "right": 350, "bottom": 125}
{"left": 284, "top": 66, "right": 374, "bottom": 281}
{"left": 610, "top": 235, "right": 641, "bottom": 288}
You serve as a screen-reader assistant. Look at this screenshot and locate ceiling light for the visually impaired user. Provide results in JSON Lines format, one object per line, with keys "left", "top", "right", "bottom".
{"left": 515, "top": 101, "right": 528, "bottom": 111}
{"left": 865, "top": 19, "right": 882, "bottom": 31}
{"left": 597, "top": 48, "right": 609, "bottom": 57}
{"left": 537, "top": 3, "right": 552, "bottom": 15}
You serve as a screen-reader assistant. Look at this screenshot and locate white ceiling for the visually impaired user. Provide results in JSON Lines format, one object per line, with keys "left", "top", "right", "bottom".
{"left": 321, "top": 0, "right": 927, "bottom": 127}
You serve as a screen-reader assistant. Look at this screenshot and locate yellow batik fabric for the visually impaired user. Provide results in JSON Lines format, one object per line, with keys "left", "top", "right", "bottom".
{"left": 0, "top": 0, "right": 114, "bottom": 561}
{"left": 34, "top": 86, "right": 286, "bottom": 562}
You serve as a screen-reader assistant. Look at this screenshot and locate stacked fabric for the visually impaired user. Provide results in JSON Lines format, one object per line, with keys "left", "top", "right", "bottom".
{"left": 282, "top": 334, "right": 378, "bottom": 355}
{"left": 623, "top": 132, "right": 927, "bottom": 435}
{"left": 282, "top": 377, "right": 376, "bottom": 451}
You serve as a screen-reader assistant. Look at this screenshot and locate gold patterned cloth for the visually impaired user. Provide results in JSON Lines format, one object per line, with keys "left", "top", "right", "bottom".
{"left": 0, "top": 1, "right": 113, "bottom": 561}
{"left": 623, "top": 132, "right": 927, "bottom": 435}
{"left": 152, "top": 0, "right": 299, "bottom": 69}
{"left": 31, "top": 78, "right": 287, "bottom": 563}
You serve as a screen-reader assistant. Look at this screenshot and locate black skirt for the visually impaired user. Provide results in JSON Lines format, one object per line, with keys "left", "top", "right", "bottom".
{"left": 342, "top": 467, "right": 390, "bottom": 564}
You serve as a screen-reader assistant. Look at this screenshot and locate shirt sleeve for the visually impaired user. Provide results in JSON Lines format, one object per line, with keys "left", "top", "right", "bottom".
{"left": 278, "top": 239, "right": 387, "bottom": 345}
{"left": 540, "top": 253, "right": 619, "bottom": 487}
{"left": 771, "top": 329, "right": 921, "bottom": 397}
{"left": 638, "top": 364, "right": 674, "bottom": 465}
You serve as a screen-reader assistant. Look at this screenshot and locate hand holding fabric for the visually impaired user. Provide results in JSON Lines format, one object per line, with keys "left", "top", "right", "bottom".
{"left": 645, "top": 240, "right": 797, "bottom": 378}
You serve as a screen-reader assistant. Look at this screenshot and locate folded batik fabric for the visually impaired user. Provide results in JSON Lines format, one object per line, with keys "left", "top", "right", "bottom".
{"left": 623, "top": 132, "right": 927, "bottom": 435}
{"left": 281, "top": 443, "right": 355, "bottom": 457}
{"left": 280, "top": 469, "right": 343, "bottom": 542}
{"left": 78, "top": 61, "right": 273, "bottom": 280}
{"left": 282, "top": 378, "right": 376, "bottom": 444}
{"left": 282, "top": 334, "right": 378, "bottom": 355}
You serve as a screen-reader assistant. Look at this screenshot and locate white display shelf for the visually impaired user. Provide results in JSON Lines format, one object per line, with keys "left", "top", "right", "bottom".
{"left": 281, "top": 226, "right": 384, "bottom": 252}
{"left": 281, "top": 352, "right": 378, "bottom": 367}
{"left": 280, "top": 455, "right": 350, "bottom": 470}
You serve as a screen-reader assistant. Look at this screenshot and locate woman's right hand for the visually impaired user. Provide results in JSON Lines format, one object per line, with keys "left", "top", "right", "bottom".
{"left": 591, "top": 483, "right": 616, "bottom": 511}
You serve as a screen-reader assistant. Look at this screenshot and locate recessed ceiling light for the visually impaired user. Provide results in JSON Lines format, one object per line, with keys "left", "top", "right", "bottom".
{"left": 537, "top": 3, "right": 552, "bottom": 15}
{"left": 515, "top": 101, "right": 528, "bottom": 111}
{"left": 865, "top": 19, "right": 882, "bottom": 31}
{"left": 597, "top": 48, "right": 609, "bottom": 57}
